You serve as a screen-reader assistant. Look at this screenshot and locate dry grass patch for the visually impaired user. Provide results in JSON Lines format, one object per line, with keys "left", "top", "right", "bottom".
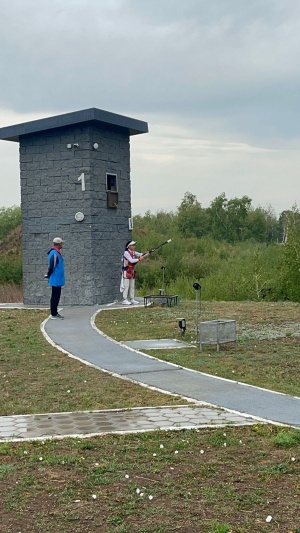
{"left": 0, "top": 282, "right": 23, "bottom": 302}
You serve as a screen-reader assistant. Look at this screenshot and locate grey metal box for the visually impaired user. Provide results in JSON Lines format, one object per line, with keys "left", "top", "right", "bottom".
{"left": 197, "top": 319, "right": 237, "bottom": 351}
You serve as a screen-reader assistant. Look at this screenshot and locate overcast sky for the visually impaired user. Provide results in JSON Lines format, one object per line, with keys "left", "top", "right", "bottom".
{"left": 0, "top": 0, "right": 299, "bottom": 216}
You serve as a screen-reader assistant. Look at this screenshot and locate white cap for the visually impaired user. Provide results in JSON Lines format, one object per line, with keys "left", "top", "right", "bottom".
{"left": 128, "top": 241, "right": 136, "bottom": 246}
{"left": 53, "top": 237, "right": 64, "bottom": 244}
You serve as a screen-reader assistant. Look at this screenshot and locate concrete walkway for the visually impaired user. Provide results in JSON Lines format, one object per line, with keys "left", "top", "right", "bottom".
{"left": 41, "top": 303, "right": 300, "bottom": 428}
{"left": 1, "top": 301, "right": 299, "bottom": 441}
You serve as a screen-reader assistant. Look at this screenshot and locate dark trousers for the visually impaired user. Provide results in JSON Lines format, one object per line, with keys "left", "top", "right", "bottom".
{"left": 50, "top": 286, "right": 62, "bottom": 316}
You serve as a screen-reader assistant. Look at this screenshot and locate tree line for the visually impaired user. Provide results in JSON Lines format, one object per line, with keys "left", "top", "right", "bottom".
{"left": 134, "top": 191, "right": 298, "bottom": 245}
{"left": 132, "top": 192, "right": 300, "bottom": 301}
{"left": 1, "top": 194, "right": 300, "bottom": 301}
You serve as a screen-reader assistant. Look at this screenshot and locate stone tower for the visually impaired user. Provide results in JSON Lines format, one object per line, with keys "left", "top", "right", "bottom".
{"left": 0, "top": 108, "right": 148, "bottom": 305}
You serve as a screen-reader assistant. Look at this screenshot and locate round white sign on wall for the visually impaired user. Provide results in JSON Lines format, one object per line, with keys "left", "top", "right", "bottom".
{"left": 75, "top": 212, "right": 84, "bottom": 222}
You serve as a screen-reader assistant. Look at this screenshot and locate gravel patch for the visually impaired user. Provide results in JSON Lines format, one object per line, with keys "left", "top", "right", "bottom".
{"left": 237, "top": 322, "right": 300, "bottom": 340}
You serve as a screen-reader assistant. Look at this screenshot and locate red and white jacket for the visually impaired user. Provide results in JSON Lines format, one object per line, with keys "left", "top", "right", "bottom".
{"left": 122, "top": 249, "right": 143, "bottom": 279}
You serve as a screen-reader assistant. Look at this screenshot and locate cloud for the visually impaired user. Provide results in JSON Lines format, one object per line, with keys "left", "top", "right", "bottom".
{"left": 130, "top": 116, "right": 300, "bottom": 215}
{"left": 0, "top": 0, "right": 299, "bottom": 214}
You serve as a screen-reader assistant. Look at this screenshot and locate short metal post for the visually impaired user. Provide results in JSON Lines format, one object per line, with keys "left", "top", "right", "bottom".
{"left": 193, "top": 282, "right": 201, "bottom": 347}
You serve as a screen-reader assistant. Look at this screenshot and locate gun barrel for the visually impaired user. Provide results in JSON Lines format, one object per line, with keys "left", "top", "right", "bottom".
{"left": 143, "top": 238, "right": 172, "bottom": 255}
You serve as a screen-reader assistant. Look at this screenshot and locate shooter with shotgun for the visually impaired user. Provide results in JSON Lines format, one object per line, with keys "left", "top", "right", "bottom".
{"left": 120, "top": 239, "right": 172, "bottom": 305}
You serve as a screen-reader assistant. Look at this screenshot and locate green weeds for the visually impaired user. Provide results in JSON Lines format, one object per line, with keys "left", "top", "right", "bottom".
{"left": 0, "top": 427, "right": 299, "bottom": 531}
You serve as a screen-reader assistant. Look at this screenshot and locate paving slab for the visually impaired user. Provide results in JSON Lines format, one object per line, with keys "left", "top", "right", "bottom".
{"left": 0, "top": 406, "right": 256, "bottom": 442}
{"left": 124, "top": 339, "right": 192, "bottom": 349}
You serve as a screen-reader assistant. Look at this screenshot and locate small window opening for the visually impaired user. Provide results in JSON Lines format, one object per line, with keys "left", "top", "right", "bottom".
{"left": 106, "top": 173, "right": 118, "bottom": 192}
{"left": 106, "top": 173, "right": 118, "bottom": 208}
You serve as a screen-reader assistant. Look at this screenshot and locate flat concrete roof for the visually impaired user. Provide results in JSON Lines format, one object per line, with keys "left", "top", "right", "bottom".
{"left": 0, "top": 107, "right": 148, "bottom": 142}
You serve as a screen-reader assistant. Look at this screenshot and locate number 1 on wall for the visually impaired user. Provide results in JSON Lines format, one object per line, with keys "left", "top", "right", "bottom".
{"left": 78, "top": 172, "right": 85, "bottom": 191}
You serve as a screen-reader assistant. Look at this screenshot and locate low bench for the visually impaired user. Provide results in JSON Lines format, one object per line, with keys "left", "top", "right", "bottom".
{"left": 144, "top": 294, "right": 178, "bottom": 308}
{"left": 197, "top": 319, "right": 237, "bottom": 351}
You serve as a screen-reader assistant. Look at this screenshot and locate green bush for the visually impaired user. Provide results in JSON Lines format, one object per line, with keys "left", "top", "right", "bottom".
{"left": 0, "top": 254, "right": 22, "bottom": 284}
{"left": 274, "top": 429, "right": 300, "bottom": 448}
{"left": 0, "top": 206, "right": 22, "bottom": 285}
{"left": 0, "top": 206, "right": 21, "bottom": 240}
{"left": 136, "top": 236, "right": 286, "bottom": 301}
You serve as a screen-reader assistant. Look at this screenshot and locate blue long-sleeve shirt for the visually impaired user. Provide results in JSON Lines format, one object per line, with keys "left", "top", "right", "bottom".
{"left": 47, "top": 248, "right": 65, "bottom": 287}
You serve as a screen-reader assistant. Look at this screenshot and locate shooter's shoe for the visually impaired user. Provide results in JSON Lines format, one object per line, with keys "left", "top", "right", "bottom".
{"left": 122, "top": 299, "right": 131, "bottom": 305}
{"left": 50, "top": 313, "right": 64, "bottom": 319}
{"left": 130, "top": 299, "right": 139, "bottom": 305}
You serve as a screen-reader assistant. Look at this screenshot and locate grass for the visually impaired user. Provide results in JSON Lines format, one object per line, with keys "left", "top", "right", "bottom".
{"left": 0, "top": 299, "right": 300, "bottom": 532}
{"left": 0, "top": 425, "right": 299, "bottom": 532}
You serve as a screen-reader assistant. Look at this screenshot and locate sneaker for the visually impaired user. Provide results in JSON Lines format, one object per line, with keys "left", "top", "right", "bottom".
{"left": 130, "top": 299, "right": 139, "bottom": 305}
{"left": 51, "top": 313, "right": 64, "bottom": 319}
{"left": 122, "top": 299, "right": 131, "bottom": 305}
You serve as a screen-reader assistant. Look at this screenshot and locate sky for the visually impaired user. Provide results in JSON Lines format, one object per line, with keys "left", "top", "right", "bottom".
{"left": 0, "top": 0, "right": 299, "bottom": 216}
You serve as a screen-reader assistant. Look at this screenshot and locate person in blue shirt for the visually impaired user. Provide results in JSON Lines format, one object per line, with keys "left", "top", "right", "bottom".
{"left": 46, "top": 237, "right": 65, "bottom": 319}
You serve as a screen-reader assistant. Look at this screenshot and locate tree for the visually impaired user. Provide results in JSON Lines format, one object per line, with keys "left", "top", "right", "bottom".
{"left": 281, "top": 205, "right": 300, "bottom": 301}
{"left": 209, "top": 193, "right": 252, "bottom": 242}
{"left": 246, "top": 206, "right": 278, "bottom": 243}
{"left": 245, "top": 208, "right": 267, "bottom": 242}
{"left": 177, "top": 192, "right": 210, "bottom": 238}
{"left": 278, "top": 209, "right": 300, "bottom": 244}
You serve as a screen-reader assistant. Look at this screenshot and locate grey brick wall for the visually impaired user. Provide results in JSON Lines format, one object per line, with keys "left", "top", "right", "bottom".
{"left": 20, "top": 123, "right": 132, "bottom": 306}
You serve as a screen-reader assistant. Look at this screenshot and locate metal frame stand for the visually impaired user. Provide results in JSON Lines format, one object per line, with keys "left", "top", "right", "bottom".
{"left": 144, "top": 265, "right": 178, "bottom": 308}
{"left": 160, "top": 266, "right": 166, "bottom": 303}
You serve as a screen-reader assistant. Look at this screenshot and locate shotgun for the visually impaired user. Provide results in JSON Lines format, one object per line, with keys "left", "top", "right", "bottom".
{"left": 142, "top": 239, "right": 172, "bottom": 256}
